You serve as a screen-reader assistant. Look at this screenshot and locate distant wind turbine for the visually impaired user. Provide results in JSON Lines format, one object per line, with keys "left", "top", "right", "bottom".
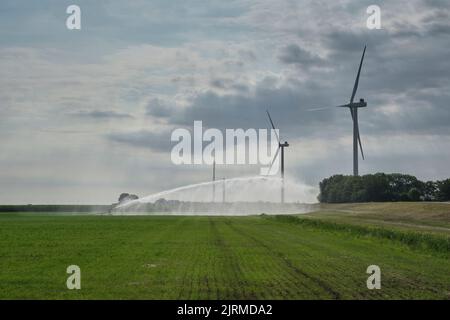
{"left": 266, "top": 110, "right": 289, "bottom": 203}
{"left": 307, "top": 45, "right": 367, "bottom": 176}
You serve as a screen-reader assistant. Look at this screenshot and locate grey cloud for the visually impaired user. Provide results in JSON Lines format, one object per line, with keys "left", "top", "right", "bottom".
{"left": 231, "top": 83, "right": 249, "bottom": 92}
{"left": 72, "top": 110, "right": 133, "bottom": 119}
{"left": 210, "top": 78, "right": 230, "bottom": 89}
{"left": 325, "top": 30, "right": 388, "bottom": 55}
{"left": 278, "top": 44, "right": 324, "bottom": 67}
{"left": 146, "top": 77, "right": 347, "bottom": 140}
{"left": 210, "top": 78, "right": 249, "bottom": 92}
{"left": 238, "top": 49, "right": 257, "bottom": 61}
{"left": 147, "top": 28, "right": 450, "bottom": 142}
{"left": 364, "top": 91, "right": 450, "bottom": 136}
{"left": 278, "top": 44, "right": 323, "bottom": 66}
{"left": 106, "top": 129, "right": 173, "bottom": 152}
{"left": 426, "top": 22, "right": 450, "bottom": 36}
{"left": 223, "top": 60, "right": 245, "bottom": 68}
{"left": 145, "top": 98, "right": 173, "bottom": 118}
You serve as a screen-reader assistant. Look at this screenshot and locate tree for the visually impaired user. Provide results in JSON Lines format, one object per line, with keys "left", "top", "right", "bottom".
{"left": 386, "top": 173, "right": 424, "bottom": 201}
{"left": 436, "top": 179, "right": 450, "bottom": 201}
{"left": 118, "top": 193, "right": 139, "bottom": 203}
{"left": 408, "top": 188, "right": 421, "bottom": 201}
{"left": 317, "top": 173, "right": 433, "bottom": 203}
{"left": 118, "top": 193, "right": 130, "bottom": 202}
{"left": 423, "top": 181, "right": 438, "bottom": 201}
{"left": 362, "top": 173, "right": 390, "bottom": 201}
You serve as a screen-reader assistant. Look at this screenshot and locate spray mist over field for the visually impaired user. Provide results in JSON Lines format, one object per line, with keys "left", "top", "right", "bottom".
{"left": 113, "top": 176, "right": 318, "bottom": 215}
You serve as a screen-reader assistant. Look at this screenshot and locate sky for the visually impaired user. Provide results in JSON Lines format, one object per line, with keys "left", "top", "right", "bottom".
{"left": 0, "top": 0, "right": 449, "bottom": 204}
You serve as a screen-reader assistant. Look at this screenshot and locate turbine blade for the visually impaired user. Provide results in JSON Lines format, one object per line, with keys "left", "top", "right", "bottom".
{"left": 306, "top": 104, "right": 350, "bottom": 111}
{"left": 267, "top": 146, "right": 281, "bottom": 175}
{"left": 266, "top": 110, "right": 276, "bottom": 130}
{"left": 356, "top": 123, "right": 365, "bottom": 160}
{"left": 266, "top": 110, "right": 280, "bottom": 143}
{"left": 348, "top": 108, "right": 364, "bottom": 159}
{"left": 306, "top": 106, "right": 334, "bottom": 111}
{"left": 350, "top": 45, "right": 366, "bottom": 104}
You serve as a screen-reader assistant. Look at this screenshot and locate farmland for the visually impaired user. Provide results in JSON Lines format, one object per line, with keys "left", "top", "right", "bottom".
{"left": 0, "top": 203, "right": 449, "bottom": 299}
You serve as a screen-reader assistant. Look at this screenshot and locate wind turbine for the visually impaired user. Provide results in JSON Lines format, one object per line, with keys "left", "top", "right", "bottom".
{"left": 308, "top": 45, "right": 367, "bottom": 176}
{"left": 266, "top": 110, "right": 289, "bottom": 203}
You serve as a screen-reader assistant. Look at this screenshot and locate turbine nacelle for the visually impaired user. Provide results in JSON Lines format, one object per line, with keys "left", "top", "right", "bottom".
{"left": 338, "top": 99, "right": 367, "bottom": 109}
{"left": 353, "top": 99, "right": 367, "bottom": 108}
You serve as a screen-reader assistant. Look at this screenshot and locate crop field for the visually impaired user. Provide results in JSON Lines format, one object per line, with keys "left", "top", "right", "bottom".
{"left": 305, "top": 202, "right": 450, "bottom": 234}
{"left": 0, "top": 203, "right": 449, "bottom": 299}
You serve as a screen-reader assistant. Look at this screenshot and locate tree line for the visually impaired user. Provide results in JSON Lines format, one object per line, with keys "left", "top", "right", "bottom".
{"left": 318, "top": 173, "right": 450, "bottom": 203}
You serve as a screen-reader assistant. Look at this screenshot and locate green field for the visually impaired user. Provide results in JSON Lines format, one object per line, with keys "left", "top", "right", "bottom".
{"left": 0, "top": 203, "right": 449, "bottom": 299}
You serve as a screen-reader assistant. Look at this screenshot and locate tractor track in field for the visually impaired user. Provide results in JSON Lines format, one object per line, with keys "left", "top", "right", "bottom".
{"left": 209, "top": 218, "right": 257, "bottom": 299}
{"left": 223, "top": 219, "right": 341, "bottom": 299}
{"left": 176, "top": 218, "right": 212, "bottom": 299}
{"left": 176, "top": 219, "right": 196, "bottom": 299}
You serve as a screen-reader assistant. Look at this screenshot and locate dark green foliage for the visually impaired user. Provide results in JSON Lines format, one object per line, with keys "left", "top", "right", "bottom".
{"left": 408, "top": 188, "right": 421, "bottom": 201}
{"left": 423, "top": 181, "right": 439, "bottom": 201}
{"left": 319, "top": 173, "right": 449, "bottom": 203}
{"left": 436, "top": 179, "right": 450, "bottom": 201}
{"left": 387, "top": 173, "right": 424, "bottom": 201}
{"left": 0, "top": 205, "right": 111, "bottom": 213}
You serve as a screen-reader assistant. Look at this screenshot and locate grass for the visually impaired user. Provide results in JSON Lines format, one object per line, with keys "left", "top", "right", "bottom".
{"left": 306, "top": 202, "right": 450, "bottom": 233}
{"left": 268, "top": 215, "right": 450, "bottom": 256}
{"left": 0, "top": 204, "right": 449, "bottom": 300}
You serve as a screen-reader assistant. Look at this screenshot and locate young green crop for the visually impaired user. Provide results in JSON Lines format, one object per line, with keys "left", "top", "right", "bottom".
{"left": 0, "top": 213, "right": 448, "bottom": 299}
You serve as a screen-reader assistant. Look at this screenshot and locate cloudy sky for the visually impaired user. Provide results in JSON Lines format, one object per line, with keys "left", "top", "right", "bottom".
{"left": 0, "top": 0, "right": 449, "bottom": 204}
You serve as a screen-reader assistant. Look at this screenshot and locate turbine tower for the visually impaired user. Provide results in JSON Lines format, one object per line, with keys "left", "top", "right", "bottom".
{"left": 222, "top": 177, "right": 226, "bottom": 203}
{"left": 266, "top": 110, "right": 289, "bottom": 203}
{"left": 212, "top": 157, "right": 216, "bottom": 202}
{"left": 308, "top": 46, "right": 367, "bottom": 176}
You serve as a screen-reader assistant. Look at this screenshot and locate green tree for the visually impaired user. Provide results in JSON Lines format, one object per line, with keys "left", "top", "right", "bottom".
{"left": 423, "top": 181, "right": 438, "bottom": 201}
{"left": 408, "top": 188, "right": 421, "bottom": 201}
{"left": 436, "top": 179, "right": 450, "bottom": 201}
{"left": 318, "top": 173, "right": 430, "bottom": 203}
